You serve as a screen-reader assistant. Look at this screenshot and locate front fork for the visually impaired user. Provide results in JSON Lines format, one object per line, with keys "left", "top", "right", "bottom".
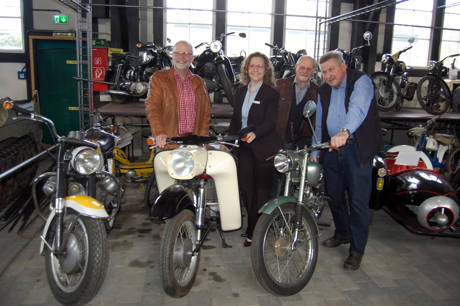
{"left": 194, "top": 179, "right": 206, "bottom": 254}
{"left": 291, "top": 152, "right": 309, "bottom": 250}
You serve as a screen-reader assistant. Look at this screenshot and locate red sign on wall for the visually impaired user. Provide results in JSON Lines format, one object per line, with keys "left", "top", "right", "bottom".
{"left": 92, "top": 48, "right": 108, "bottom": 91}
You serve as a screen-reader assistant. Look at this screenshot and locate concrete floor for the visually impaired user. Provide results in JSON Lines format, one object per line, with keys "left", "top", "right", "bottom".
{"left": 1, "top": 182, "right": 460, "bottom": 306}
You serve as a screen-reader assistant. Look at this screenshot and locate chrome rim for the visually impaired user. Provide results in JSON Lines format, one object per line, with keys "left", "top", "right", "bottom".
{"left": 173, "top": 219, "right": 198, "bottom": 286}
{"left": 262, "top": 206, "right": 315, "bottom": 285}
{"left": 50, "top": 215, "right": 89, "bottom": 293}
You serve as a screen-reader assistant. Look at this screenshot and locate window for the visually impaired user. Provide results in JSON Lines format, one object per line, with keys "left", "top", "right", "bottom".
{"left": 166, "top": 0, "right": 213, "bottom": 55}
{"left": 285, "top": 0, "right": 329, "bottom": 59}
{"left": 391, "top": 0, "right": 434, "bottom": 67}
{"left": 226, "top": 0, "right": 273, "bottom": 57}
{"left": 0, "top": 0, "right": 23, "bottom": 52}
{"left": 440, "top": 1, "right": 460, "bottom": 69}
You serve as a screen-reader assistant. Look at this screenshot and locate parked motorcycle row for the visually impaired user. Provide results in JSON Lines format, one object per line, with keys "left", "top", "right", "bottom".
{"left": 1, "top": 93, "right": 460, "bottom": 303}
{"left": 104, "top": 31, "right": 460, "bottom": 117}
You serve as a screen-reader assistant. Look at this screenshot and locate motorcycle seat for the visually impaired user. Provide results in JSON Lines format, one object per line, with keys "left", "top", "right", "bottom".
{"left": 435, "top": 133, "right": 457, "bottom": 145}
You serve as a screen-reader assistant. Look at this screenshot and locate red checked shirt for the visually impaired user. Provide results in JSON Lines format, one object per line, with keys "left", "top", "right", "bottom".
{"left": 173, "top": 68, "right": 196, "bottom": 135}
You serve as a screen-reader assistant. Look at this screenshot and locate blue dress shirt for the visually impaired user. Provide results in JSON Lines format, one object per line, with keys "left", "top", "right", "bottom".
{"left": 312, "top": 74, "right": 374, "bottom": 157}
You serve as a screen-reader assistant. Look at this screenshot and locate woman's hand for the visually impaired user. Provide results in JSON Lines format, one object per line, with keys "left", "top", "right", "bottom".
{"left": 243, "top": 132, "right": 256, "bottom": 143}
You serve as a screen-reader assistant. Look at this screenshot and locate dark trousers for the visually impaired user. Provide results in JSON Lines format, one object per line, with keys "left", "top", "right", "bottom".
{"left": 323, "top": 143, "right": 372, "bottom": 255}
{"left": 238, "top": 144, "right": 275, "bottom": 239}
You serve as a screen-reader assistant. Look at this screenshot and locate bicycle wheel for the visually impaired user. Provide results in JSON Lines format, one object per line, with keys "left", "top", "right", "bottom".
{"left": 371, "top": 72, "right": 401, "bottom": 111}
{"left": 416, "top": 75, "right": 451, "bottom": 115}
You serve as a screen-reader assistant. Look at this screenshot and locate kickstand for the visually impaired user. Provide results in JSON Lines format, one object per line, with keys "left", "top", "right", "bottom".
{"left": 216, "top": 223, "right": 232, "bottom": 248}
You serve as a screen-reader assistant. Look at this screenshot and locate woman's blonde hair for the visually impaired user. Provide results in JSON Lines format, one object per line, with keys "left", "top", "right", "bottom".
{"left": 239, "top": 52, "right": 275, "bottom": 88}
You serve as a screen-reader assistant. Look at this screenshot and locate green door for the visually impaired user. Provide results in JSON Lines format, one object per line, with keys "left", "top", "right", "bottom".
{"left": 35, "top": 39, "right": 83, "bottom": 142}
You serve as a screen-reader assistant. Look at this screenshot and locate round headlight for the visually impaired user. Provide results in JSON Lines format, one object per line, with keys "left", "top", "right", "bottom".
{"left": 381, "top": 54, "right": 391, "bottom": 64}
{"left": 71, "top": 147, "right": 103, "bottom": 175}
{"left": 209, "top": 40, "right": 222, "bottom": 53}
{"left": 428, "top": 60, "right": 436, "bottom": 70}
{"left": 169, "top": 151, "right": 194, "bottom": 178}
{"left": 274, "top": 153, "right": 292, "bottom": 173}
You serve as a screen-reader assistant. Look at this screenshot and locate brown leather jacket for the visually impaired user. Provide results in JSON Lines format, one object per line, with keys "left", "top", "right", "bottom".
{"left": 275, "top": 75, "right": 318, "bottom": 143}
{"left": 145, "top": 68, "right": 211, "bottom": 137}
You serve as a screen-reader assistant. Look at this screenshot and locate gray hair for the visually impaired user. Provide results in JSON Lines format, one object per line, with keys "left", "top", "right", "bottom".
{"left": 173, "top": 40, "right": 194, "bottom": 55}
{"left": 319, "top": 51, "right": 345, "bottom": 65}
{"left": 296, "top": 55, "right": 316, "bottom": 66}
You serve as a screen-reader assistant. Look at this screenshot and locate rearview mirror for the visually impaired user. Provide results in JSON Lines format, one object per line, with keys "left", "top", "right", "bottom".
{"left": 303, "top": 100, "right": 317, "bottom": 118}
{"left": 363, "top": 31, "right": 373, "bottom": 45}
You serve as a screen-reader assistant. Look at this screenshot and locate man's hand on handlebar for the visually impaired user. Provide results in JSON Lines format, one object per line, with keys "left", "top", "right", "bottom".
{"left": 329, "top": 130, "right": 349, "bottom": 151}
{"left": 155, "top": 134, "right": 168, "bottom": 148}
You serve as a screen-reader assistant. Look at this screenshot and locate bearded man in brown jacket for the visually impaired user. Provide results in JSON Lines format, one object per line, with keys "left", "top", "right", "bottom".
{"left": 276, "top": 55, "right": 318, "bottom": 148}
{"left": 145, "top": 40, "right": 211, "bottom": 147}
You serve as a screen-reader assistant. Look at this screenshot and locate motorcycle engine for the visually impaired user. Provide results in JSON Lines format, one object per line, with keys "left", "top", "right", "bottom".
{"left": 415, "top": 196, "right": 459, "bottom": 230}
{"left": 202, "top": 62, "right": 217, "bottom": 79}
{"left": 129, "top": 82, "right": 148, "bottom": 96}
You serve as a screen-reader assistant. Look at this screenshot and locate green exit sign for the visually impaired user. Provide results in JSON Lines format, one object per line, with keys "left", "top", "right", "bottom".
{"left": 53, "top": 15, "right": 68, "bottom": 24}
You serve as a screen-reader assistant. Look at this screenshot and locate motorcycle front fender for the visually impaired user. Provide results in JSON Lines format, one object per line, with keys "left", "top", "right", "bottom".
{"left": 39, "top": 195, "right": 108, "bottom": 254}
{"left": 259, "top": 197, "right": 297, "bottom": 215}
{"left": 150, "top": 184, "right": 195, "bottom": 220}
{"left": 258, "top": 197, "right": 319, "bottom": 235}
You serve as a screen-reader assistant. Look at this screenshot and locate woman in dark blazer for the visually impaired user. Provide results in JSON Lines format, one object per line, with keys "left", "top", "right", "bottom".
{"left": 229, "top": 52, "right": 282, "bottom": 246}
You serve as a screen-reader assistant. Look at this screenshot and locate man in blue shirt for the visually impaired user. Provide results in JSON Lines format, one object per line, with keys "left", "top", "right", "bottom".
{"left": 312, "top": 51, "right": 383, "bottom": 271}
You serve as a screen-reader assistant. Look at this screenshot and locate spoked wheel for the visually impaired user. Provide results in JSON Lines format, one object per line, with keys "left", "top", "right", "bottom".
{"left": 45, "top": 211, "right": 109, "bottom": 305}
{"left": 160, "top": 209, "right": 200, "bottom": 297}
{"left": 144, "top": 174, "right": 159, "bottom": 208}
{"left": 371, "top": 72, "right": 401, "bottom": 111}
{"left": 251, "top": 202, "right": 318, "bottom": 296}
{"left": 416, "top": 75, "right": 451, "bottom": 115}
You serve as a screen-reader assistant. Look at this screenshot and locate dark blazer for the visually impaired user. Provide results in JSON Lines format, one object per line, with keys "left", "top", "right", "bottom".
{"left": 229, "top": 83, "right": 282, "bottom": 161}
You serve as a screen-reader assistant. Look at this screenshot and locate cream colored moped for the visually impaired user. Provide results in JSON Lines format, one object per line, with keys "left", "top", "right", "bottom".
{"left": 149, "top": 134, "right": 241, "bottom": 297}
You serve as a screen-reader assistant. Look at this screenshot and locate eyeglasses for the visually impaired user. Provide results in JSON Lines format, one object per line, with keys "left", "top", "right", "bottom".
{"left": 249, "top": 64, "right": 264, "bottom": 70}
{"left": 173, "top": 51, "right": 193, "bottom": 57}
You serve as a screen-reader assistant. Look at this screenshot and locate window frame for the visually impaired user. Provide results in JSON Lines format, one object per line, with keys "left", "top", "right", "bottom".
{"left": 0, "top": 0, "right": 31, "bottom": 63}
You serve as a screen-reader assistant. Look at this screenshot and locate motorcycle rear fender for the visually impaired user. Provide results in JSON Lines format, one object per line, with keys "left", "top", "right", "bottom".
{"left": 258, "top": 197, "right": 319, "bottom": 235}
{"left": 39, "top": 195, "right": 108, "bottom": 254}
{"left": 150, "top": 184, "right": 195, "bottom": 220}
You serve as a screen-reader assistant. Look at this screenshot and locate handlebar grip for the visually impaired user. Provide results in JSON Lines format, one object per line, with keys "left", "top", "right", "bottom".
{"left": 2, "top": 99, "right": 33, "bottom": 115}
{"left": 265, "top": 42, "right": 275, "bottom": 48}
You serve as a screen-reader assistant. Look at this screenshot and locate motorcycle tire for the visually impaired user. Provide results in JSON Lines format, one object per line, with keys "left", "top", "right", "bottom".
{"left": 160, "top": 209, "right": 200, "bottom": 297}
{"left": 217, "top": 64, "right": 235, "bottom": 106}
{"left": 45, "top": 211, "right": 109, "bottom": 305}
{"left": 416, "top": 75, "right": 451, "bottom": 115}
{"left": 250, "top": 202, "right": 318, "bottom": 296}
{"left": 371, "top": 72, "right": 401, "bottom": 111}
{"left": 144, "top": 174, "right": 159, "bottom": 208}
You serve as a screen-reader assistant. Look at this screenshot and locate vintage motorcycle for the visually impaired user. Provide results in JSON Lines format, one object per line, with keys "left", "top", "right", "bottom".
{"left": 265, "top": 42, "right": 305, "bottom": 79}
{"left": 335, "top": 31, "right": 373, "bottom": 71}
{"left": 1, "top": 98, "right": 111, "bottom": 305}
{"left": 148, "top": 134, "right": 241, "bottom": 297}
{"left": 371, "top": 145, "right": 460, "bottom": 238}
{"left": 105, "top": 42, "right": 172, "bottom": 103}
{"left": 371, "top": 40, "right": 417, "bottom": 111}
{"left": 416, "top": 53, "right": 460, "bottom": 115}
{"left": 250, "top": 101, "right": 327, "bottom": 295}
{"left": 193, "top": 32, "right": 246, "bottom": 105}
